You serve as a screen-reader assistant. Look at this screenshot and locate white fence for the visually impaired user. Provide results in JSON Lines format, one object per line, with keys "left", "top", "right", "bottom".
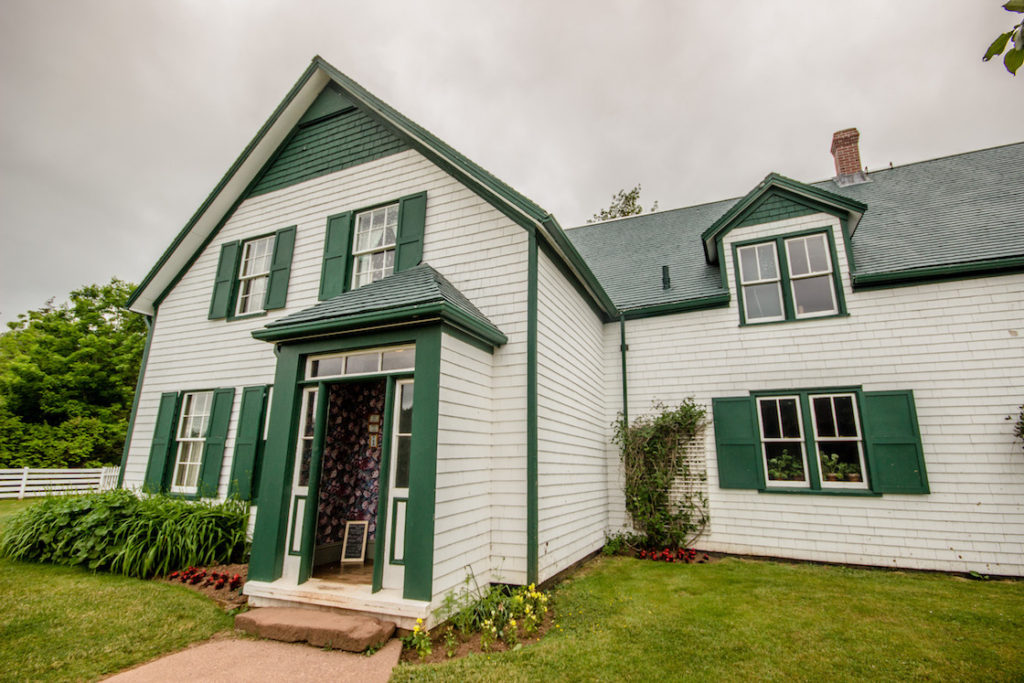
{"left": 0, "top": 467, "right": 120, "bottom": 500}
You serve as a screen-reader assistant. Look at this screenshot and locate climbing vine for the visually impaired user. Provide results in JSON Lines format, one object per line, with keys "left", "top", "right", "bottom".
{"left": 612, "top": 400, "right": 709, "bottom": 549}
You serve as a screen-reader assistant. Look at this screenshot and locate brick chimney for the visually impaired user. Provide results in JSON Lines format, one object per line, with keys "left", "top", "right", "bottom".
{"left": 830, "top": 128, "right": 870, "bottom": 186}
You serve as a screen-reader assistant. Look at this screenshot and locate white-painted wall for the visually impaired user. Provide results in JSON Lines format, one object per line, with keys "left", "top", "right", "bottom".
{"left": 433, "top": 332, "right": 494, "bottom": 599}
{"left": 607, "top": 211, "right": 1024, "bottom": 576}
{"left": 125, "top": 150, "right": 529, "bottom": 584}
{"left": 536, "top": 249, "right": 609, "bottom": 581}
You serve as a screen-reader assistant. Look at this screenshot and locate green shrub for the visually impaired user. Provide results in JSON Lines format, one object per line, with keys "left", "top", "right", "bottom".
{"left": 0, "top": 489, "right": 248, "bottom": 578}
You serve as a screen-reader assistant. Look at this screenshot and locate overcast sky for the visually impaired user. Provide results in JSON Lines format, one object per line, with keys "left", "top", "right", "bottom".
{"left": 1, "top": 1, "right": 1020, "bottom": 325}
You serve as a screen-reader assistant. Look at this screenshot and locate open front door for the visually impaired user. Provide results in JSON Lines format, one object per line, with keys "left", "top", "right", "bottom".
{"left": 282, "top": 386, "right": 319, "bottom": 583}
{"left": 381, "top": 379, "right": 413, "bottom": 591}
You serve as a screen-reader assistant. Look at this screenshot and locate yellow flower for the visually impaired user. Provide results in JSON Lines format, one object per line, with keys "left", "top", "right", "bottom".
{"left": 413, "top": 625, "right": 420, "bottom": 633}
{"left": 416, "top": 618, "right": 423, "bottom": 624}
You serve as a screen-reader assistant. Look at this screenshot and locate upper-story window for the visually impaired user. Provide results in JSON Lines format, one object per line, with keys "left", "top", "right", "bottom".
{"left": 351, "top": 203, "right": 398, "bottom": 289}
{"left": 236, "top": 235, "right": 275, "bottom": 316}
{"left": 734, "top": 230, "right": 843, "bottom": 325}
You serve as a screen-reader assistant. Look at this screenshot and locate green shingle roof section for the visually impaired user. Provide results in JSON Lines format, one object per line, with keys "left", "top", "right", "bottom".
{"left": 566, "top": 142, "right": 1024, "bottom": 311}
{"left": 253, "top": 263, "right": 506, "bottom": 345}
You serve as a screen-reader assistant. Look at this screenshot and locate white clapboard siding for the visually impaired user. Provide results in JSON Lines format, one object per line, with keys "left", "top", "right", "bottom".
{"left": 0, "top": 467, "right": 120, "bottom": 499}
{"left": 433, "top": 332, "right": 496, "bottom": 597}
{"left": 536, "top": 250, "right": 609, "bottom": 581}
{"left": 125, "top": 150, "right": 529, "bottom": 533}
{"left": 607, "top": 211, "right": 1024, "bottom": 576}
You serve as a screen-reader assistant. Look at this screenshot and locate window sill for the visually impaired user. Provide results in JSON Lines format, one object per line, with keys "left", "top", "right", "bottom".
{"left": 228, "top": 311, "right": 269, "bottom": 322}
{"left": 758, "top": 487, "right": 880, "bottom": 497}
{"left": 740, "top": 312, "right": 849, "bottom": 328}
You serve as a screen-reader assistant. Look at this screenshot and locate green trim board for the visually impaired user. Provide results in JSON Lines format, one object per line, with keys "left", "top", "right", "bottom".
{"left": 701, "top": 173, "right": 867, "bottom": 263}
{"left": 852, "top": 256, "right": 1024, "bottom": 289}
{"left": 246, "top": 326, "right": 440, "bottom": 601}
{"left": 619, "top": 293, "right": 730, "bottom": 321}
{"left": 527, "top": 228, "right": 538, "bottom": 585}
{"left": 619, "top": 315, "right": 628, "bottom": 425}
{"left": 118, "top": 314, "right": 155, "bottom": 488}
{"left": 731, "top": 227, "right": 847, "bottom": 326}
{"left": 372, "top": 377, "right": 397, "bottom": 593}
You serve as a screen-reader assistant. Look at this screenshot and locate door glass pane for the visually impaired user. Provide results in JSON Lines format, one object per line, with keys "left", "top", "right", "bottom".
{"left": 398, "top": 384, "right": 414, "bottom": 433}
{"left": 792, "top": 276, "right": 835, "bottom": 315}
{"left": 787, "top": 239, "right": 810, "bottom": 276}
{"left": 779, "top": 399, "right": 801, "bottom": 438}
{"left": 345, "top": 353, "right": 379, "bottom": 374}
{"left": 299, "top": 440, "right": 312, "bottom": 487}
{"left": 760, "top": 400, "right": 781, "bottom": 439}
{"left": 744, "top": 283, "right": 783, "bottom": 320}
{"left": 395, "top": 436, "right": 411, "bottom": 489}
{"left": 303, "top": 392, "right": 316, "bottom": 437}
{"left": 813, "top": 397, "right": 835, "bottom": 437}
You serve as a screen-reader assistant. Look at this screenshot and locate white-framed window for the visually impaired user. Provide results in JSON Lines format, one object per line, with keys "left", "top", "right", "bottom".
{"left": 171, "top": 391, "right": 213, "bottom": 493}
{"left": 351, "top": 204, "right": 398, "bottom": 289}
{"left": 784, "top": 234, "right": 837, "bottom": 318}
{"left": 810, "top": 393, "right": 868, "bottom": 489}
{"left": 737, "top": 242, "right": 784, "bottom": 322}
{"left": 756, "top": 395, "right": 810, "bottom": 487}
{"left": 734, "top": 231, "right": 842, "bottom": 324}
{"left": 236, "top": 235, "right": 275, "bottom": 316}
{"left": 306, "top": 345, "right": 415, "bottom": 380}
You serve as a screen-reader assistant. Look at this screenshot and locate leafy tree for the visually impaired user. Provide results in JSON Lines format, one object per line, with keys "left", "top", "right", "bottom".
{"left": 589, "top": 184, "right": 659, "bottom": 223}
{"left": 983, "top": 1, "right": 1024, "bottom": 75}
{"left": 0, "top": 279, "right": 145, "bottom": 468}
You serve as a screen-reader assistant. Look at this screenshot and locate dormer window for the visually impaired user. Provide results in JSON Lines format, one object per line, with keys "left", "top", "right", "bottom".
{"left": 351, "top": 203, "right": 398, "bottom": 289}
{"left": 733, "top": 229, "right": 844, "bottom": 325}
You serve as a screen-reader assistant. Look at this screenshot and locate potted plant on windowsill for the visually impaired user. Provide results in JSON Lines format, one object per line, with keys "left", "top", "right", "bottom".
{"left": 768, "top": 449, "right": 804, "bottom": 482}
{"left": 820, "top": 452, "right": 842, "bottom": 481}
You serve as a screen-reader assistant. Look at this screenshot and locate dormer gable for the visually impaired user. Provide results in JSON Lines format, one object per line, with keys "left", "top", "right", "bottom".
{"left": 700, "top": 173, "right": 867, "bottom": 264}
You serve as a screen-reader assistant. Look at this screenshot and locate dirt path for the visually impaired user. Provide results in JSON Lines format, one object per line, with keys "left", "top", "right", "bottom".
{"left": 104, "top": 636, "right": 402, "bottom": 682}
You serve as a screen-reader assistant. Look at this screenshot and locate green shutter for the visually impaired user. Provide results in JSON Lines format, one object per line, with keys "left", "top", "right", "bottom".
{"left": 264, "top": 227, "right": 296, "bottom": 310}
{"left": 319, "top": 212, "right": 353, "bottom": 300}
{"left": 198, "top": 388, "right": 236, "bottom": 498}
{"left": 209, "top": 241, "right": 241, "bottom": 319}
{"left": 862, "top": 390, "right": 929, "bottom": 494}
{"left": 395, "top": 192, "right": 427, "bottom": 273}
{"left": 712, "top": 396, "right": 764, "bottom": 489}
{"left": 229, "top": 385, "right": 269, "bottom": 500}
{"left": 144, "top": 392, "right": 180, "bottom": 493}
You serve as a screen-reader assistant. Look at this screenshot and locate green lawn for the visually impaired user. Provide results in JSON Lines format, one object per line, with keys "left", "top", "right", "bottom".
{"left": 393, "top": 555, "right": 1024, "bottom": 682}
{"left": 0, "top": 498, "right": 233, "bottom": 682}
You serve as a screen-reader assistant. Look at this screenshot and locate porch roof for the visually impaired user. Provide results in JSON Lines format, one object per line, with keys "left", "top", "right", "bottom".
{"left": 252, "top": 263, "right": 507, "bottom": 346}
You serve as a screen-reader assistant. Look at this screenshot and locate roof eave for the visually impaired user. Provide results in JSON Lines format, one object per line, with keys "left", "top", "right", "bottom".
{"left": 252, "top": 300, "right": 508, "bottom": 347}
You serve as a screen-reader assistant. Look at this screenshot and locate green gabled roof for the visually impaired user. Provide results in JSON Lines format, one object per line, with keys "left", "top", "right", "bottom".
{"left": 128, "top": 56, "right": 615, "bottom": 319}
{"left": 252, "top": 263, "right": 507, "bottom": 345}
{"left": 700, "top": 172, "right": 867, "bottom": 263}
{"left": 567, "top": 141, "right": 1024, "bottom": 312}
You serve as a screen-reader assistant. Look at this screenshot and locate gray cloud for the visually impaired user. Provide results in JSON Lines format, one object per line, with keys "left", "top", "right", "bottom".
{"left": 1, "top": 0, "right": 1020, "bottom": 324}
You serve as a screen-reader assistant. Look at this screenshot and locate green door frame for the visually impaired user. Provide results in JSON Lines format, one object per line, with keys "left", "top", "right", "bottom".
{"left": 248, "top": 324, "right": 441, "bottom": 602}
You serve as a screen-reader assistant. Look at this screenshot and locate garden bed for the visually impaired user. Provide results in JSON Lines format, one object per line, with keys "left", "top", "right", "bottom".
{"left": 162, "top": 563, "right": 249, "bottom": 610}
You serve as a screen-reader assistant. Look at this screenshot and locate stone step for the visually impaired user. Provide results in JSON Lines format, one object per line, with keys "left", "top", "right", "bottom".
{"left": 235, "top": 607, "right": 396, "bottom": 652}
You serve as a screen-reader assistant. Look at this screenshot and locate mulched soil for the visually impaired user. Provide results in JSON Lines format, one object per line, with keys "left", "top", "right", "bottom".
{"left": 161, "top": 563, "right": 249, "bottom": 610}
{"left": 399, "top": 611, "right": 555, "bottom": 664}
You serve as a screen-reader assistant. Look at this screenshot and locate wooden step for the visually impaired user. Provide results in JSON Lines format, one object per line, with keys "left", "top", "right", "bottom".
{"left": 235, "top": 607, "right": 395, "bottom": 652}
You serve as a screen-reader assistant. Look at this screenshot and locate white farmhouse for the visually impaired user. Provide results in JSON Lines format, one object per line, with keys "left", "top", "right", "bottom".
{"left": 120, "top": 57, "right": 1024, "bottom": 627}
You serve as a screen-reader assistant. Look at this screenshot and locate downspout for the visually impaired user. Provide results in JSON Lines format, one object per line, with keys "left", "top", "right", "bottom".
{"left": 117, "top": 313, "right": 154, "bottom": 488}
{"left": 619, "top": 314, "right": 629, "bottom": 424}
{"left": 526, "top": 228, "right": 538, "bottom": 585}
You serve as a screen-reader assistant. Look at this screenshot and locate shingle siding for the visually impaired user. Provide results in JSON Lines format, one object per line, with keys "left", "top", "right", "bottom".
{"left": 607, "top": 211, "right": 1024, "bottom": 576}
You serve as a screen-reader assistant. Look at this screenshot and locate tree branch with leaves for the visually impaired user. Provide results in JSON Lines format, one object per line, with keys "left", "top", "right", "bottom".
{"left": 984, "top": 1, "right": 1024, "bottom": 75}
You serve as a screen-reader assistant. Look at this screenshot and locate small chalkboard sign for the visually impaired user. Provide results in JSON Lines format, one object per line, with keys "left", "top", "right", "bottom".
{"left": 341, "top": 521, "right": 369, "bottom": 564}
